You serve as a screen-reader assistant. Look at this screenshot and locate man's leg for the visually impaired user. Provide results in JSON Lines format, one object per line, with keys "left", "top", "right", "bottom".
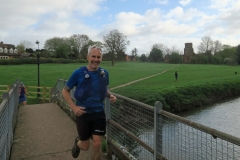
{"left": 92, "top": 135, "right": 103, "bottom": 160}
{"left": 77, "top": 139, "right": 90, "bottom": 151}
{"left": 23, "top": 100, "right": 27, "bottom": 105}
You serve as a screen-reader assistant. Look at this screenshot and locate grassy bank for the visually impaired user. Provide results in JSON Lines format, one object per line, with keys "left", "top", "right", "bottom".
{"left": 110, "top": 63, "right": 240, "bottom": 112}
{"left": 1, "top": 62, "right": 240, "bottom": 112}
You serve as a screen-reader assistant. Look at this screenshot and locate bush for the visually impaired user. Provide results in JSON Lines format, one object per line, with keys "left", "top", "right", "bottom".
{"left": 161, "top": 80, "right": 240, "bottom": 112}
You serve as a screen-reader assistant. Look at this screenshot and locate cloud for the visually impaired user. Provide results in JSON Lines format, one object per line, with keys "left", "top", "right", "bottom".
{"left": 179, "top": 0, "right": 192, "bottom": 6}
{"left": 155, "top": 0, "right": 168, "bottom": 5}
{"left": 209, "top": 0, "right": 233, "bottom": 9}
{"left": 101, "top": 8, "right": 200, "bottom": 53}
{"left": 165, "top": 7, "right": 205, "bottom": 22}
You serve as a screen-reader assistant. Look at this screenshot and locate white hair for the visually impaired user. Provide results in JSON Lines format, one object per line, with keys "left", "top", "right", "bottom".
{"left": 88, "top": 45, "right": 102, "bottom": 55}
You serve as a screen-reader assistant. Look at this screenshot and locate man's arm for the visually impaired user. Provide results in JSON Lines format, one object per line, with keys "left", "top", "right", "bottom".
{"left": 106, "top": 89, "right": 117, "bottom": 103}
{"left": 62, "top": 86, "right": 86, "bottom": 116}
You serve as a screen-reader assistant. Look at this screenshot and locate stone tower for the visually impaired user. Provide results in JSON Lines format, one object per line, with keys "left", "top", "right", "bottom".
{"left": 183, "top": 43, "right": 194, "bottom": 63}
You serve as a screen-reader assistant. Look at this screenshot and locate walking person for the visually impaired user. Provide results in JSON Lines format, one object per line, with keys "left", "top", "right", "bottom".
{"left": 19, "top": 82, "right": 28, "bottom": 105}
{"left": 62, "top": 45, "right": 117, "bottom": 160}
{"left": 175, "top": 71, "right": 178, "bottom": 82}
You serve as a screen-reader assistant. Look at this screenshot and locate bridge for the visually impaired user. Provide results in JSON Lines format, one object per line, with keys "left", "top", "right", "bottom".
{"left": 1, "top": 80, "right": 240, "bottom": 160}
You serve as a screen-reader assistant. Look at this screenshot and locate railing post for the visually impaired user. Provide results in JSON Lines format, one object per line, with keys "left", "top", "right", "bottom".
{"left": 105, "top": 97, "right": 112, "bottom": 159}
{"left": 43, "top": 86, "right": 46, "bottom": 103}
{"left": 154, "top": 101, "right": 163, "bottom": 160}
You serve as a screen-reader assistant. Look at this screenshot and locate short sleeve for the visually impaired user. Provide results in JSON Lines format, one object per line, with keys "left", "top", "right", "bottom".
{"left": 66, "top": 70, "right": 79, "bottom": 89}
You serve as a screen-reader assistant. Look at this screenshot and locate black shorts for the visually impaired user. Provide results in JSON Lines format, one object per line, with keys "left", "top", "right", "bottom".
{"left": 75, "top": 111, "right": 106, "bottom": 141}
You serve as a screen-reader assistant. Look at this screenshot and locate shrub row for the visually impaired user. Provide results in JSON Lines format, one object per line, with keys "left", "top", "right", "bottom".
{"left": 0, "top": 58, "right": 87, "bottom": 65}
{"left": 137, "top": 79, "right": 240, "bottom": 112}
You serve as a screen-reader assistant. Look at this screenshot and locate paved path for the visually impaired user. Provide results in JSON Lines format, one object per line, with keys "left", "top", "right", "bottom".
{"left": 110, "top": 66, "right": 177, "bottom": 90}
{"left": 10, "top": 103, "right": 108, "bottom": 160}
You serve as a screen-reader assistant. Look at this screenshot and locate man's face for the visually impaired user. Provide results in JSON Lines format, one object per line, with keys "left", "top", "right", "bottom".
{"left": 87, "top": 48, "right": 102, "bottom": 71}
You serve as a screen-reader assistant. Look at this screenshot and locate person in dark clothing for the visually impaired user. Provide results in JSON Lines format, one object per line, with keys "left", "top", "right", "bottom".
{"left": 175, "top": 71, "right": 178, "bottom": 82}
{"left": 19, "top": 82, "right": 28, "bottom": 105}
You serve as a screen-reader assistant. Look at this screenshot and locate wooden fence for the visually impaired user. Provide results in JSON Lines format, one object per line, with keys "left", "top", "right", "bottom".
{"left": 0, "top": 85, "right": 52, "bottom": 102}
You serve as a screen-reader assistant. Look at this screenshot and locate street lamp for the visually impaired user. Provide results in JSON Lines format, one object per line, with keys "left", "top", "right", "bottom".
{"left": 35, "top": 40, "right": 40, "bottom": 97}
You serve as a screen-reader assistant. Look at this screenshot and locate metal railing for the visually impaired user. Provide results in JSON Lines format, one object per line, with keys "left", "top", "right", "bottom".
{"left": 50, "top": 79, "right": 240, "bottom": 160}
{"left": 0, "top": 80, "right": 20, "bottom": 160}
{"left": 105, "top": 95, "right": 240, "bottom": 160}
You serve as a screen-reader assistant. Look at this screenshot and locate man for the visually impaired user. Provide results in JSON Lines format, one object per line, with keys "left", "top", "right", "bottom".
{"left": 174, "top": 71, "right": 178, "bottom": 82}
{"left": 62, "top": 45, "right": 117, "bottom": 160}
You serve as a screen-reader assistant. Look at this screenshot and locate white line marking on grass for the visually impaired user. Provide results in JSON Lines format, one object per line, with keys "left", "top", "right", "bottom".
{"left": 110, "top": 66, "right": 177, "bottom": 90}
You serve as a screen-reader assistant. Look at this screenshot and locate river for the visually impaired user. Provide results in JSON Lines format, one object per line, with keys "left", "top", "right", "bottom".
{"left": 178, "top": 96, "right": 240, "bottom": 137}
{"left": 138, "top": 97, "right": 240, "bottom": 160}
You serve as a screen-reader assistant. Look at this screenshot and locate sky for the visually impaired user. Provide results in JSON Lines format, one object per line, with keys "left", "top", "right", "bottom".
{"left": 0, "top": 0, "right": 240, "bottom": 55}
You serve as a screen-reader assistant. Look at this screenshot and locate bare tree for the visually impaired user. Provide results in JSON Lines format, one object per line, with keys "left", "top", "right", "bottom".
{"left": 130, "top": 47, "right": 137, "bottom": 61}
{"left": 151, "top": 43, "right": 169, "bottom": 56}
{"left": 198, "top": 36, "right": 213, "bottom": 53}
{"left": 70, "top": 34, "right": 90, "bottom": 59}
{"left": 103, "top": 29, "right": 130, "bottom": 66}
{"left": 212, "top": 40, "right": 223, "bottom": 55}
{"left": 19, "top": 40, "right": 33, "bottom": 50}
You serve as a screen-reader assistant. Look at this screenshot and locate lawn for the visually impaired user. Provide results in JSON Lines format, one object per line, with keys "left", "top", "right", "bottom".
{"left": 1, "top": 62, "right": 240, "bottom": 110}
{"left": 0, "top": 62, "right": 178, "bottom": 88}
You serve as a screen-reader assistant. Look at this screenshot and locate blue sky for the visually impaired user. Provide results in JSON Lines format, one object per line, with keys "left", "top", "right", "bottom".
{"left": 0, "top": 0, "right": 240, "bottom": 55}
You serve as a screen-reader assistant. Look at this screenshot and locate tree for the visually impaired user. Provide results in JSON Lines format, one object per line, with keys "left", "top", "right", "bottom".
{"left": 198, "top": 36, "right": 213, "bottom": 53}
{"left": 55, "top": 45, "right": 69, "bottom": 58}
{"left": 212, "top": 40, "right": 223, "bottom": 55}
{"left": 148, "top": 48, "right": 163, "bottom": 62}
{"left": 25, "top": 48, "right": 34, "bottom": 53}
{"left": 140, "top": 54, "right": 147, "bottom": 62}
{"left": 236, "top": 44, "right": 240, "bottom": 64}
{"left": 44, "top": 37, "right": 65, "bottom": 51}
{"left": 44, "top": 37, "right": 71, "bottom": 58}
{"left": 215, "top": 45, "right": 236, "bottom": 62}
{"left": 152, "top": 43, "right": 169, "bottom": 55}
{"left": 103, "top": 29, "right": 130, "bottom": 66}
{"left": 129, "top": 47, "right": 137, "bottom": 61}
{"left": 19, "top": 40, "right": 33, "bottom": 50}
{"left": 169, "top": 52, "right": 182, "bottom": 63}
{"left": 70, "top": 34, "right": 90, "bottom": 59}
{"left": 16, "top": 44, "right": 25, "bottom": 54}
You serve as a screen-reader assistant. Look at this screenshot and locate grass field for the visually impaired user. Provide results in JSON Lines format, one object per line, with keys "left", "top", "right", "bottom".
{"left": 0, "top": 62, "right": 178, "bottom": 87}
{"left": 1, "top": 62, "right": 240, "bottom": 110}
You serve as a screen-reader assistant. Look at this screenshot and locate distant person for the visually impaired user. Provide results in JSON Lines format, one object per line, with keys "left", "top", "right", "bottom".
{"left": 62, "top": 45, "right": 117, "bottom": 160}
{"left": 175, "top": 71, "right": 178, "bottom": 82}
{"left": 19, "top": 82, "right": 28, "bottom": 105}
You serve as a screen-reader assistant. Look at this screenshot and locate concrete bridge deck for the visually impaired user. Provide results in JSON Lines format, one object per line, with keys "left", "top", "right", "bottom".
{"left": 10, "top": 103, "right": 108, "bottom": 160}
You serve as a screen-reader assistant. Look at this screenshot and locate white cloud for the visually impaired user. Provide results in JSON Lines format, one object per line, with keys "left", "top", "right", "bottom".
{"left": 165, "top": 7, "right": 205, "bottom": 22}
{"left": 155, "top": 0, "right": 168, "bottom": 5}
{"left": 209, "top": 0, "right": 233, "bottom": 9}
{"left": 0, "top": 0, "right": 239, "bottom": 54}
{"left": 179, "top": 0, "right": 192, "bottom": 6}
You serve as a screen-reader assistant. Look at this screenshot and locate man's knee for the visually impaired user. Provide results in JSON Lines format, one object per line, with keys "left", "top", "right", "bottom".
{"left": 78, "top": 140, "right": 90, "bottom": 151}
{"left": 92, "top": 139, "right": 102, "bottom": 151}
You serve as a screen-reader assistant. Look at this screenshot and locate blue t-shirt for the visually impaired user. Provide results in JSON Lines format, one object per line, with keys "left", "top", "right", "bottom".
{"left": 66, "top": 66, "right": 109, "bottom": 113}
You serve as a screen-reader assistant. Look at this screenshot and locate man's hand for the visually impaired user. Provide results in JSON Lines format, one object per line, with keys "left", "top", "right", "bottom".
{"left": 72, "top": 105, "right": 86, "bottom": 116}
{"left": 109, "top": 94, "right": 117, "bottom": 103}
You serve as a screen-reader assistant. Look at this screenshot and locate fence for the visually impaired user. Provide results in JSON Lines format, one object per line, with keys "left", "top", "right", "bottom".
{"left": 0, "top": 85, "right": 10, "bottom": 103}
{"left": 0, "top": 80, "right": 20, "bottom": 160}
{"left": 50, "top": 79, "right": 240, "bottom": 160}
{"left": 0, "top": 84, "right": 52, "bottom": 103}
{"left": 25, "top": 86, "right": 52, "bottom": 102}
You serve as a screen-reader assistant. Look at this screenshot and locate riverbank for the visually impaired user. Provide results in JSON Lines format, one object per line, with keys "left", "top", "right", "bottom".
{"left": 135, "top": 78, "right": 240, "bottom": 113}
